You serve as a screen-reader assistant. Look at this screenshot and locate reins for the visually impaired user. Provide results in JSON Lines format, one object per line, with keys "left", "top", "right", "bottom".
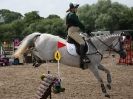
{"left": 86, "top": 39, "right": 103, "bottom": 59}
{"left": 85, "top": 34, "right": 122, "bottom": 60}
{"left": 95, "top": 36, "right": 122, "bottom": 53}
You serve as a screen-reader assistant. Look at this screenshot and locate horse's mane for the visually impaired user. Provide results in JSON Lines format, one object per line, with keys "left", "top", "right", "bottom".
{"left": 90, "top": 33, "right": 121, "bottom": 42}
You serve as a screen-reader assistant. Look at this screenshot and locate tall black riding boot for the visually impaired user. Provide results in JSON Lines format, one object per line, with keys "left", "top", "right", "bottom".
{"left": 80, "top": 44, "right": 85, "bottom": 69}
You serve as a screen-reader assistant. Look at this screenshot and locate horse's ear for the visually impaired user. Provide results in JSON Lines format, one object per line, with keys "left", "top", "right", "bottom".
{"left": 120, "top": 32, "right": 125, "bottom": 36}
{"left": 120, "top": 33, "right": 126, "bottom": 42}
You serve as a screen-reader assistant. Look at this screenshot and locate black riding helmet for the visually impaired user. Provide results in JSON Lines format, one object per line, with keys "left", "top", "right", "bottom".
{"left": 66, "top": 3, "right": 79, "bottom": 12}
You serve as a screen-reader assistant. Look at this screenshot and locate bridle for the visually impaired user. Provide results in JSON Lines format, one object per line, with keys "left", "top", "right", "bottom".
{"left": 96, "top": 35, "right": 124, "bottom": 54}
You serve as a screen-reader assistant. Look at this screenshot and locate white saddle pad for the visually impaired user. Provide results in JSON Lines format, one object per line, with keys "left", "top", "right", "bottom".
{"left": 66, "top": 43, "right": 78, "bottom": 56}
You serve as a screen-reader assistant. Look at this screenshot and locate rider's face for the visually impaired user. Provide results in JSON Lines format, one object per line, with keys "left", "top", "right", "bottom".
{"left": 72, "top": 8, "right": 77, "bottom": 13}
{"left": 71, "top": 8, "right": 77, "bottom": 13}
{"left": 75, "top": 8, "right": 77, "bottom": 13}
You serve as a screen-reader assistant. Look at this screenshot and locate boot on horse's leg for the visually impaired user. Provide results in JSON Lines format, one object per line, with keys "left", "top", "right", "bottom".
{"left": 80, "top": 44, "right": 90, "bottom": 69}
{"left": 80, "top": 44, "right": 85, "bottom": 69}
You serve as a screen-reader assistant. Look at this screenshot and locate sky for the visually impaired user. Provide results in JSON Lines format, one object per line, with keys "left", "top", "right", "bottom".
{"left": 0, "top": 0, "right": 133, "bottom": 18}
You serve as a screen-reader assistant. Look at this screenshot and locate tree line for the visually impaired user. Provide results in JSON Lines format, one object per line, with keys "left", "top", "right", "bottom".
{"left": 0, "top": 0, "right": 133, "bottom": 41}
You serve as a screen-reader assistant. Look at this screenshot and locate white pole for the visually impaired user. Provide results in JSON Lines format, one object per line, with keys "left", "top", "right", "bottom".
{"left": 46, "top": 60, "right": 50, "bottom": 74}
{"left": 57, "top": 60, "right": 60, "bottom": 79}
{"left": 0, "top": 46, "right": 2, "bottom": 55}
{"left": 112, "top": 54, "right": 116, "bottom": 66}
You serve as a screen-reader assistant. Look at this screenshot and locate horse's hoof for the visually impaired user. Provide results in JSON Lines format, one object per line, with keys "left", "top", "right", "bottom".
{"left": 32, "top": 62, "right": 36, "bottom": 66}
{"left": 34, "top": 64, "right": 40, "bottom": 67}
{"left": 60, "top": 87, "right": 65, "bottom": 92}
{"left": 107, "top": 84, "right": 111, "bottom": 90}
{"left": 40, "top": 74, "right": 45, "bottom": 80}
{"left": 105, "top": 94, "right": 110, "bottom": 98}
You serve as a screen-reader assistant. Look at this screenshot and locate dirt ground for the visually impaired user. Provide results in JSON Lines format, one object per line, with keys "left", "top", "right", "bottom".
{"left": 0, "top": 55, "right": 133, "bottom": 99}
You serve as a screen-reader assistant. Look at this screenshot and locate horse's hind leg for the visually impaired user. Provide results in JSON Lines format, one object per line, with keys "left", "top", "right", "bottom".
{"left": 89, "top": 65, "right": 110, "bottom": 98}
{"left": 98, "top": 64, "right": 112, "bottom": 90}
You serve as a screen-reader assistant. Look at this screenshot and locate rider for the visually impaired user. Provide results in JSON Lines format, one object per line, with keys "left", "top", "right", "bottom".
{"left": 66, "top": 3, "right": 86, "bottom": 69}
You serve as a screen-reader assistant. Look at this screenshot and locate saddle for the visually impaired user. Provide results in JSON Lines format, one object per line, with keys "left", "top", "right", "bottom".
{"left": 67, "top": 33, "right": 90, "bottom": 64}
{"left": 67, "top": 36, "right": 88, "bottom": 55}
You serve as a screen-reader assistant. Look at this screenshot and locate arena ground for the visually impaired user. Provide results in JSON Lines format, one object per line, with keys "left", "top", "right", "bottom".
{"left": 0, "top": 55, "right": 133, "bottom": 99}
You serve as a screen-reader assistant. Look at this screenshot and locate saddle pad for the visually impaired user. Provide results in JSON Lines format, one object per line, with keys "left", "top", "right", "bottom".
{"left": 66, "top": 43, "right": 78, "bottom": 56}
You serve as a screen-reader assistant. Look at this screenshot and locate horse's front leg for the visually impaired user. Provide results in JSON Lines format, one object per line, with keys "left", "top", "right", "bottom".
{"left": 89, "top": 65, "right": 110, "bottom": 98}
{"left": 98, "top": 64, "right": 112, "bottom": 90}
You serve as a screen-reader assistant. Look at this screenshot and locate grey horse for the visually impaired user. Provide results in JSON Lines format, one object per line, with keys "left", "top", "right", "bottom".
{"left": 13, "top": 32, "right": 126, "bottom": 98}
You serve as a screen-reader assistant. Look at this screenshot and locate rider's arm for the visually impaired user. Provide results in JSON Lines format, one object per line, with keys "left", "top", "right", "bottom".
{"left": 70, "top": 13, "right": 85, "bottom": 32}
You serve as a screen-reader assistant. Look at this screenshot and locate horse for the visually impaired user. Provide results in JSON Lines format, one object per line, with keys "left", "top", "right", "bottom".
{"left": 13, "top": 32, "right": 126, "bottom": 98}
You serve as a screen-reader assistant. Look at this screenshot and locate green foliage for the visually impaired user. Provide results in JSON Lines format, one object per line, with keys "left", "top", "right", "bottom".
{"left": 23, "top": 11, "right": 42, "bottom": 26}
{"left": 22, "top": 16, "right": 66, "bottom": 38}
{"left": 78, "top": 0, "right": 133, "bottom": 32}
{"left": 96, "top": 0, "right": 111, "bottom": 14}
{"left": 95, "top": 13, "right": 113, "bottom": 30}
{"left": 11, "top": 19, "right": 25, "bottom": 34}
{"left": 47, "top": 14, "right": 60, "bottom": 19}
{"left": 43, "top": 17, "right": 66, "bottom": 37}
{"left": 0, "top": 0, "right": 133, "bottom": 41}
{"left": 0, "top": 9, "right": 22, "bottom": 23}
{"left": 78, "top": 4, "right": 97, "bottom": 32}
{"left": 0, "top": 23, "right": 13, "bottom": 33}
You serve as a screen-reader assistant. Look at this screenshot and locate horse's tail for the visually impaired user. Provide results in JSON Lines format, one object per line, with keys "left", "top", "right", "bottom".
{"left": 13, "top": 32, "right": 41, "bottom": 58}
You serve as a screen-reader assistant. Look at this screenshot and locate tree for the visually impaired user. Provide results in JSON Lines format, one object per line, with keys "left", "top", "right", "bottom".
{"left": 78, "top": 0, "right": 133, "bottom": 32}
{"left": 96, "top": 0, "right": 111, "bottom": 14}
{"left": 22, "top": 17, "right": 66, "bottom": 38}
{"left": 129, "top": 7, "right": 133, "bottom": 29}
{"left": 95, "top": 13, "right": 113, "bottom": 31}
{"left": 11, "top": 19, "right": 25, "bottom": 36}
{"left": 23, "top": 11, "right": 42, "bottom": 26}
{"left": 0, "top": 23, "right": 13, "bottom": 41}
{"left": 78, "top": 4, "right": 97, "bottom": 32}
{"left": 1, "top": 0, "right": 133, "bottom": 40}
{"left": 41, "top": 18, "right": 66, "bottom": 37}
{"left": 47, "top": 14, "right": 60, "bottom": 19}
{"left": 0, "top": 9, "right": 22, "bottom": 23}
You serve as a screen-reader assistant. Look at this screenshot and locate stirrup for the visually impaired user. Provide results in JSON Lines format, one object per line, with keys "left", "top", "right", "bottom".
{"left": 83, "top": 56, "right": 90, "bottom": 63}
{"left": 80, "top": 58, "right": 84, "bottom": 68}
{"left": 83, "top": 59, "right": 90, "bottom": 63}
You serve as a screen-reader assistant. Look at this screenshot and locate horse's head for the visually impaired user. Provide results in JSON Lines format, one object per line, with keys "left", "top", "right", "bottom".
{"left": 112, "top": 34, "right": 126, "bottom": 59}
